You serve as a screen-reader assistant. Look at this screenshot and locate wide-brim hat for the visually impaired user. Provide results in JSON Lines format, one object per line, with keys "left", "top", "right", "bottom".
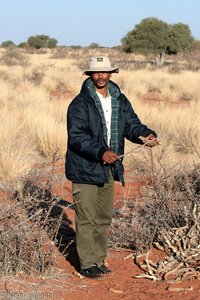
{"left": 83, "top": 56, "right": 119, "bottom": 75}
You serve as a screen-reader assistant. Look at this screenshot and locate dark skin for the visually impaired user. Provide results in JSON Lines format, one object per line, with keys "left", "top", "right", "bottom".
{"left": 90, "top": 72, "right": 158, "bottom": 164}
{"left": 90, "top": 71, "right": 111, "bottom": 96}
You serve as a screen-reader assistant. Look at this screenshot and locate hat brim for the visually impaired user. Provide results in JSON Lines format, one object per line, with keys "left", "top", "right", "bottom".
{"left": 84, "top": 67, "right": 119, "bottom": 76}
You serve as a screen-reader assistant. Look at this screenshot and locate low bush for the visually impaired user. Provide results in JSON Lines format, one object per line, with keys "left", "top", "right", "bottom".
{"left": 0, "top": 165, "right": 70, "bottom": 276}
{"left": 110, "top": 154, "right": 200, "bottom": 253}
{"left": 1, "top": 48, "right": 29, "bottom": 66}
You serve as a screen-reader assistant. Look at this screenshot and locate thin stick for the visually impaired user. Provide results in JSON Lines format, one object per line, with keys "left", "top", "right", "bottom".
{"left": 119, "top": 137, "right": 159, "bottom": 159}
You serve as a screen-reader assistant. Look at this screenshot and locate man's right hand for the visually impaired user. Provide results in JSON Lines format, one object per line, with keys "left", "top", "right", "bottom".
{"left": 102, "top": 150, "right": 120, "bottom": 164}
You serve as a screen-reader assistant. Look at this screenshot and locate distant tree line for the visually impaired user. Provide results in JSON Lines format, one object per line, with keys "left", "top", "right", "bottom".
{"left": 1, "top": 35, "right": 58, "bottom": 49}
{"left": 0, "top": 18, "right": 199, "bottom": 62}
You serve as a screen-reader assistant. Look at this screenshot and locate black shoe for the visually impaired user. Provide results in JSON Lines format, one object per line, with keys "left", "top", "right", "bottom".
{"left": 80, "top": 265, "right": 102, "bottom": 278}
{"left": 95, "top": 264, "right": 112, "bottom": 274}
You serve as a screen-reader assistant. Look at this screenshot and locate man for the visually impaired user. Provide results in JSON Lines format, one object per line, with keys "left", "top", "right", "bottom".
{"left": 65, "top": 56, "right": 158, "bottom": 278}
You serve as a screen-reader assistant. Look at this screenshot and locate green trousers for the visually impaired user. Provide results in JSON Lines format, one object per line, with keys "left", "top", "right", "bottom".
{"left": 72, "top": 174, "right": 114, "bottom": 269}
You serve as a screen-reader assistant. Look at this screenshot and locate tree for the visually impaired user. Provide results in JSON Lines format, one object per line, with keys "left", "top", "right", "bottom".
{"left": 47, "top": 38, "right": 57, "bottom": 48}
{"left": 88, "top": 43, "right": 101, "bottom": 48}
{"left": 18, "top": 42, "right": 28, "bottom": 48}
{"left": 121, "top": 18, "right": 194, "bottom": 64}
{"left": 27, "top": 35, "right": 58, "bottom": 49}
{"left": 166, "top": 23, "right": 194, "bottom": 54}
{"left": 1, "top": 40, "right": 15, "bottom": 48}
{"left": 28, "top": 36, "right": 44, "bottom": 49}
{"left": 193, "top": 40, "right": 200, "bottom": 51}
{"left": 121, "top": 18, "right": 169, "bottom": 54}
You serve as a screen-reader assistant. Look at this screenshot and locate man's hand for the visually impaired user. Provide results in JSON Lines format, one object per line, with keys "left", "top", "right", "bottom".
{"left": 102, "top": 150, "right": 120, "bottom": 164}
{"left": 139, "top": 134, "right": 160, "bottom": 147}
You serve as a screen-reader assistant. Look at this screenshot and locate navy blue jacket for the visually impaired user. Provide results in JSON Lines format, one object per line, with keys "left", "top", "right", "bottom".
{"left": 65, "top": 78, "right": 157, "bottom": 185}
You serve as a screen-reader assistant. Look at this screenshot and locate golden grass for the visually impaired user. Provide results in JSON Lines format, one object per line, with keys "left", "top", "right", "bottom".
{"left": 0, "top": 47, "right": 200, "bottom": 186}
{"left": 0, "top": 119, "right": 39, "bottom": 186}
{"left": 23, "top": 109, "right": 67, "bottom": 160}
{"left": 114, "top": 69, "right": 200, "bottom": 102}
{"left": 123, "top": 100, "right": 200, "bottom": 175}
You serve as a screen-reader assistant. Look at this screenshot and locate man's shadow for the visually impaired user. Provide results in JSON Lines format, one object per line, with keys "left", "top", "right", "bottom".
{"left": 15, "top": 180, "right": 81, "bottom": 272}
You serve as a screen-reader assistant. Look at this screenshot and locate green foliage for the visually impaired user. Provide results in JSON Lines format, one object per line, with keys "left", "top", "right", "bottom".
{"left": 27, "top": 35, "right": 58, "bottom": 49}
{"left": 28, "top": 36, "right": 44, "bottom": 49}
{"left": 70, "top": 45, "right": 82, "bottom": 49}
{"left": 88, "top": 42, "right": 100, "bottom": 48}
{"left": 18, "top": 42, "right": 29, "bottom": 48}
{"left": 122, "top": 18, "right": 169, "bottom": 55}
{"left": 166, "top": 23, "right": 194, "bottom": 54}
{"left": 193, "top": 40, "right": 200, "bottom": 50}
{"left": 121, "top": 18, "right": 194, "bottom": 57}
{"left": 47, "top": 38, "right": 57, "bottom": 48}
{"left": 1, "top": 40, "right": 15, "bottom": 48}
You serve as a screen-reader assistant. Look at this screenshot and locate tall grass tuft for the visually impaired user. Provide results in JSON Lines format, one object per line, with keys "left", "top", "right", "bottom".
{"left": 0, "top": 118, "right": 39, "bottom": 191}
{"left": 23, "top": 110, "right": 66, "bottom": 161}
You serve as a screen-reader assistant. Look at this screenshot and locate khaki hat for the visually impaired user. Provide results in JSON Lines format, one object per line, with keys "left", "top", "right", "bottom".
{"left": 83, "top": 56, "right": 119, "bottom": 75}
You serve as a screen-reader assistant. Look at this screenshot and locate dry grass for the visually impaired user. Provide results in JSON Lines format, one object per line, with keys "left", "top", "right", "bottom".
{"left": 0, "top": 115, "right": 39, "bottom": 190}
{"left": 23, "top": 109, "right": 67, "bottom": 161}
{"left": 113, "top": 69, "right": 200, "bottom": 102}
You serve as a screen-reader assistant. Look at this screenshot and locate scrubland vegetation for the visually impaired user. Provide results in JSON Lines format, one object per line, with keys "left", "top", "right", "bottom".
{"left": 0, "top": 46, "right": 200, "bottom": 278}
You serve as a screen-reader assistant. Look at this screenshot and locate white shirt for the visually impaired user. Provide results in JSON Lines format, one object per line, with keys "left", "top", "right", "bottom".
{"left": 96, "top": 91, "right": 112, "bottom": 145}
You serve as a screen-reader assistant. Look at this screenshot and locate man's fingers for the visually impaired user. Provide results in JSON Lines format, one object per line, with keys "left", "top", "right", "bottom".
{"left": 139, "top": 136, "right": 160, "bottom": 147}
{"left": 102, "top": 151, "right": 120, "bottom": 164}
{"left": 146, "top": 139, "right": 160, "bottom": 147}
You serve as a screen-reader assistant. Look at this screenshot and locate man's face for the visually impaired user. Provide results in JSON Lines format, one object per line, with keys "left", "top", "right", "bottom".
{"left": 90, "top": 72, "right": 112, "bottom": 89}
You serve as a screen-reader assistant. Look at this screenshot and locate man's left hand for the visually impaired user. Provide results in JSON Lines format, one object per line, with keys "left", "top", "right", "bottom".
{"left": 139, "top": 134, "right": 160, "bottom": 147}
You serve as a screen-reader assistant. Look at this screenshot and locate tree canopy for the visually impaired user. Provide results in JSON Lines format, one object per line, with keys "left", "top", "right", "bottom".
{"left": 1, "top": 40, "right": 15, "bottom": 48}
{"left": 167, "top": 23, "right": 194, "bottom": 54}
{"left": 27, "top": 35, "right": 57, "bottom": 49}
{"left": 121, "top": 18, "right": 194, "bottom": 57}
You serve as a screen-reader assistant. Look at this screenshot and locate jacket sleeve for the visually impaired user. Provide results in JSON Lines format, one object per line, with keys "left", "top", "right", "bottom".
{"left": 67, "top": 98, "right": 108, "bottom": 161}
{"left": 123, "top": 96, "right": 157, "bottom": 143}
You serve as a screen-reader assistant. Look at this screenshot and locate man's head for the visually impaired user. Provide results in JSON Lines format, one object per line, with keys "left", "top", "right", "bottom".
{"left": 83, "top": 56, "right": 119, "bottom": 76}
{"left": 83, "top": 56, "right": 119, "bottom": 91}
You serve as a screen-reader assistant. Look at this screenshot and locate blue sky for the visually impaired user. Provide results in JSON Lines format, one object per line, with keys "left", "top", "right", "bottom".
{"left": 0, "top": 0, "right": 199, "bottom": 47}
